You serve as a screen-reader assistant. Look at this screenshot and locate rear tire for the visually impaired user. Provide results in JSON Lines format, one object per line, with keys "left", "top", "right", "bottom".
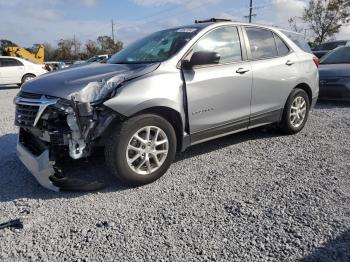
{"left": 105, "top": 114, "right": 177, "bottom": 186}
{"left": 279, "top": 88, "right": 310, "bottom": 134}
{"left": 21, "top": 74, "right": 36, "bottom": 85}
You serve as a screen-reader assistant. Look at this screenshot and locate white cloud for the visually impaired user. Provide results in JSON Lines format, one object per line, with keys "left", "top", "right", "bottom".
{"left": 216, "top": 12, "right": 242, "bottom": 22}
{"left": 271, "top": 0, "right": 308, "bottom": 26}
{"left": 270, "top": 0, "right": 350, "bottom": 40}
{"left": 131, "top": 0, "right": 219, "bottom": 8}
{"left": 337, "top": 26, "right": 350, "bottom": 40}
{"left": 80, "top": 0, "right": 100, "bottom": 6}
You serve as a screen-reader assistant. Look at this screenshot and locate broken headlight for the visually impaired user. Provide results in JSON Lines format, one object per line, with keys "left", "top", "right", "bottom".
{"left": 71, "top": 75, "right": 126, "bottom": 104}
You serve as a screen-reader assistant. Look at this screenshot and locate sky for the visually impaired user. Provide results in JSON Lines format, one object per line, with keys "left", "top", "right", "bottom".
{"left": 1, "top": 0, "right": 350, "bottom": 48}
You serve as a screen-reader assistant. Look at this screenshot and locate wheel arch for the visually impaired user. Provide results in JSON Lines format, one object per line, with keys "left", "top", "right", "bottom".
{"left": 294, "top": 82, "right": 313, "bottom": 103}
{"left": 21, "top": 73, "right": 36, "bottom": 83}
{"left": 132, "top": 106, "right": 184, "bottom": 152}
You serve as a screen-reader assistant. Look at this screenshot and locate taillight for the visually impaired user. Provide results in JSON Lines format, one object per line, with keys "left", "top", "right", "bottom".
{"left": 313, "top": 56, "right": 320, "bottom": 68}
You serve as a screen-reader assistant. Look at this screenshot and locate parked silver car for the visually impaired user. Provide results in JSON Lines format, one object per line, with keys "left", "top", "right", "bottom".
{"left": 15, "top": 19, "right": 319, "bottom": 191}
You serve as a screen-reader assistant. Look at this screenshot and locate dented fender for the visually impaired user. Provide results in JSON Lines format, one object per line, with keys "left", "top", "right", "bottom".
{"left": 103, "top": 68, "right": 186, "bottom": 130}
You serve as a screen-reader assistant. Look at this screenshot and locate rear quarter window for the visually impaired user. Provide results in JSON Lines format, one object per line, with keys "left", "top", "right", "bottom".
{"left": 274, "top": 33, "right": 290, "bottom": 56}
{"left": 279, "top": 30, "right": 312, "bottom": 53}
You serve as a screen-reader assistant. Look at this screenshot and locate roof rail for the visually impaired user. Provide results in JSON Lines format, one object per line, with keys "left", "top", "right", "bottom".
{"left": 195, "top": 18, "right": 232, "bottom": 24}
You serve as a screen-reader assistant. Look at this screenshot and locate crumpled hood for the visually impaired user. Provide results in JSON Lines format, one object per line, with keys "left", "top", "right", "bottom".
{"left": 21, "top": 62, "right": 160, "bottom": 100}
{"left": 319, "top": 64, "right": 350, "bottom": 78}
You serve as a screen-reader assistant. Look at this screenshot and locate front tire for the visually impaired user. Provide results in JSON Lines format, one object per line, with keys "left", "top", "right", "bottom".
{"left": 105, "top": 114, "right": 177, "bottom": 186}
{"left": 279, "top": 88, "right": 310, "bottom": 134}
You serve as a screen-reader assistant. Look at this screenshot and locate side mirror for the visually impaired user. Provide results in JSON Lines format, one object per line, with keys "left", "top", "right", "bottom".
{"left": 181, "top": 51, "right": 221, "bottom": 69}
{"left": 181, "top": 59, "right": 192, "bottom": 69}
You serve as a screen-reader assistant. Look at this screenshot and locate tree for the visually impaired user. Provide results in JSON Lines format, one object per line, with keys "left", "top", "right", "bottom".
{"left": 0, "top": 39, "right": 17, "bottom": 55}
{"left": 86, "top": 40, "right": 100, "bottom": 57}
{"left": 288, "top": 17, "right": 304, "bottom": 33}
{"left": 97, "top": 36, "right": 123, "bottom": 54}
{"left": 302, "top": 0, "right": 350, "bottom": 44}
{"left": 54, "top": 38, "right": 82, "bottom": 61}
{"left": 42, "top": 42, "right": 55, "bottom": 61}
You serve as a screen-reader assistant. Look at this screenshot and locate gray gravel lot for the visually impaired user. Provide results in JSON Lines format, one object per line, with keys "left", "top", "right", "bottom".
{"left": 0, "top": 86, "right": 349, "bottom": 261}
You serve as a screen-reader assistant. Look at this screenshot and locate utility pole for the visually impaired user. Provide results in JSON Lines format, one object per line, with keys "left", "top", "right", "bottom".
{"left": 111, "top": 19, "right": 116, "bottom": 42}
{"left": 244, "top": 0, "right": 256, "bottom": 23}
{"left": 73, "top": 33, "right": 77, "bottom": 57}
{"left": 249, "top": 0, "right": 253, "bottom": 23}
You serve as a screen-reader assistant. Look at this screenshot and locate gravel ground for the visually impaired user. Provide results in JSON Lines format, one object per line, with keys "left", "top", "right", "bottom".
{"left": 0, "top": 86, "right": 349, "bottom": 262}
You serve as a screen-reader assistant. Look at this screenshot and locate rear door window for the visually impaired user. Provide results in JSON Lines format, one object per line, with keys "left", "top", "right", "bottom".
{"left": 245, "top": 27, "right": 278, "bottom": 59}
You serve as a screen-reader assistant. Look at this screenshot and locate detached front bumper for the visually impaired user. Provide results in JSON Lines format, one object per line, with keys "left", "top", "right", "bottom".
{"left": 16, "top": 138, "right": 60, "bottom": 192}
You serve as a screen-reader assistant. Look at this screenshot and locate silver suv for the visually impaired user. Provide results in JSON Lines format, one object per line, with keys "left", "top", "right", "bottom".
{"left": 15, "top": 19, "right": 319, "bottom": 191}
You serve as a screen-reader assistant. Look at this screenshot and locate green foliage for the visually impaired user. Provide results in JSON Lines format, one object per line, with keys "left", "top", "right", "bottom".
{"left": 43, "top": 36, "right": 124, "bottom": 62}
{"left": 0, "top": 39, "right": 17, "bottom": 55}
{"left": 302, "top": 0, "right": 350, "bottom": 44}
{"left": 97, "top": 36, "right": 123, "bottom": 54}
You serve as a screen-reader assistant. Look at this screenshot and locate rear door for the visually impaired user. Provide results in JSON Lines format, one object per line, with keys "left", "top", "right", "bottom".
{"left": 0, "top": 58, "right": 24, "bottom": 84}
{"left": 243, "top": 27, "right": 299, "bottom": 127}
{"left": 183, "top": 26, "right": 252, "bottom": 143}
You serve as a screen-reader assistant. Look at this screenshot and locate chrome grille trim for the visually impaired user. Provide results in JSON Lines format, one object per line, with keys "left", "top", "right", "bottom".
{"left": 15, "top": 96, "right": 59, "bottom": 126}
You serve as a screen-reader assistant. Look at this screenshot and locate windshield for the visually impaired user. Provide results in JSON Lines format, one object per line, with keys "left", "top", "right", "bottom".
{"left": 315, "top": 41, "right": 347, "bottom": 51}
{"left": 108, "top": 28, "right": 200, "bottom": 64}
{"left": 320, "top": 46, "right": 350, "bottom": 64}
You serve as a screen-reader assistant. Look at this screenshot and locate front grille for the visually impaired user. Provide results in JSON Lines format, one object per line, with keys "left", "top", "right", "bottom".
{"left": 15, "top": 95, "right": 59, "bottom": 127}
{"left": 17, "top": 91, "right": 42, "bottom": 100}
{"left": 15, "top": 104, "right": 39, "bottom": 127}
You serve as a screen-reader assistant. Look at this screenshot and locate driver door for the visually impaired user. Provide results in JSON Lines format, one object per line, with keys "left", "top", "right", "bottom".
{"left": 182, "top": 26, "right": 252, "bottom": 144}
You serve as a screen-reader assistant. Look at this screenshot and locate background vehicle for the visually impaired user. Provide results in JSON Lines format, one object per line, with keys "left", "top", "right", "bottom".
{"left": 86, "top": 54, "right": 110, "bottom": 63}
{"left": 312, "top": 40, "right": 350, "bottom": 58}
{"left": 73, "top": 55, "right": 110, "bottom": 65}
{"left": 319, "top": 46, "right": 350, "bottom": 101}
{"left": 2, "top": 43, "right": 45, "bottom": 64}
{"left": 45, "top": 61, "right": 69, "bottom": 71}
{"left": 15, "top": 20, "right": 319, "bottom": 191}
{"left": 0, "top": 56, "right": 47, "bottom": 85}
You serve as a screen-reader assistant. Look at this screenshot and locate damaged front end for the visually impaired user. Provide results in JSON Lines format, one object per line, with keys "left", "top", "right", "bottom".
{"left": 15, "top": 77, "right": 124, "bottom": 191}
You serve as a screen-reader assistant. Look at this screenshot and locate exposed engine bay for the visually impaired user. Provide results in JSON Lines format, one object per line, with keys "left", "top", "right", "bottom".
{"left": 14, "top": 63, "right": 162, "bottom": 191}
{"left": 15, "top": 91, "right": 122, "bottom": 191}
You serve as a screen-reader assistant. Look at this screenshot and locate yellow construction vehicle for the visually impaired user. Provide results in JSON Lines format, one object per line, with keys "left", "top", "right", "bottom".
{"left": 3, "top": 44, "right": 45, "bottom": 64}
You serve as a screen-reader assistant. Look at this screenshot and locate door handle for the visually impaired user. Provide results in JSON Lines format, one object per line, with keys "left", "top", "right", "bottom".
{"left": 285, "top": 60, "right": 294, "bottom": 66}
{"left": 236, "top": 68, "right": 250, "bottom": 74}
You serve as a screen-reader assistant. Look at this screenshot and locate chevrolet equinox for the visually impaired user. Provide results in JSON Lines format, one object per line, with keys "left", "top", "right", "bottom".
{"left": 15, "top": 19, "right": 319, "bottom": 191}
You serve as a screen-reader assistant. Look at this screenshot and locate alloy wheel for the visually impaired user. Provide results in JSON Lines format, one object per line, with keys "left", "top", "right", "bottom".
{"left": 290, "top": 96, "right": 307, "bottom": 128}
{"left": 126, "top": 126, "right": 169, "bottom": 175}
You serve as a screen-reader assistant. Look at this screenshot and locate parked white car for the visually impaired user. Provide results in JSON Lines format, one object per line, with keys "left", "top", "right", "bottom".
{"left": 0, "top": 56, "right": 47, "bottom": 86}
